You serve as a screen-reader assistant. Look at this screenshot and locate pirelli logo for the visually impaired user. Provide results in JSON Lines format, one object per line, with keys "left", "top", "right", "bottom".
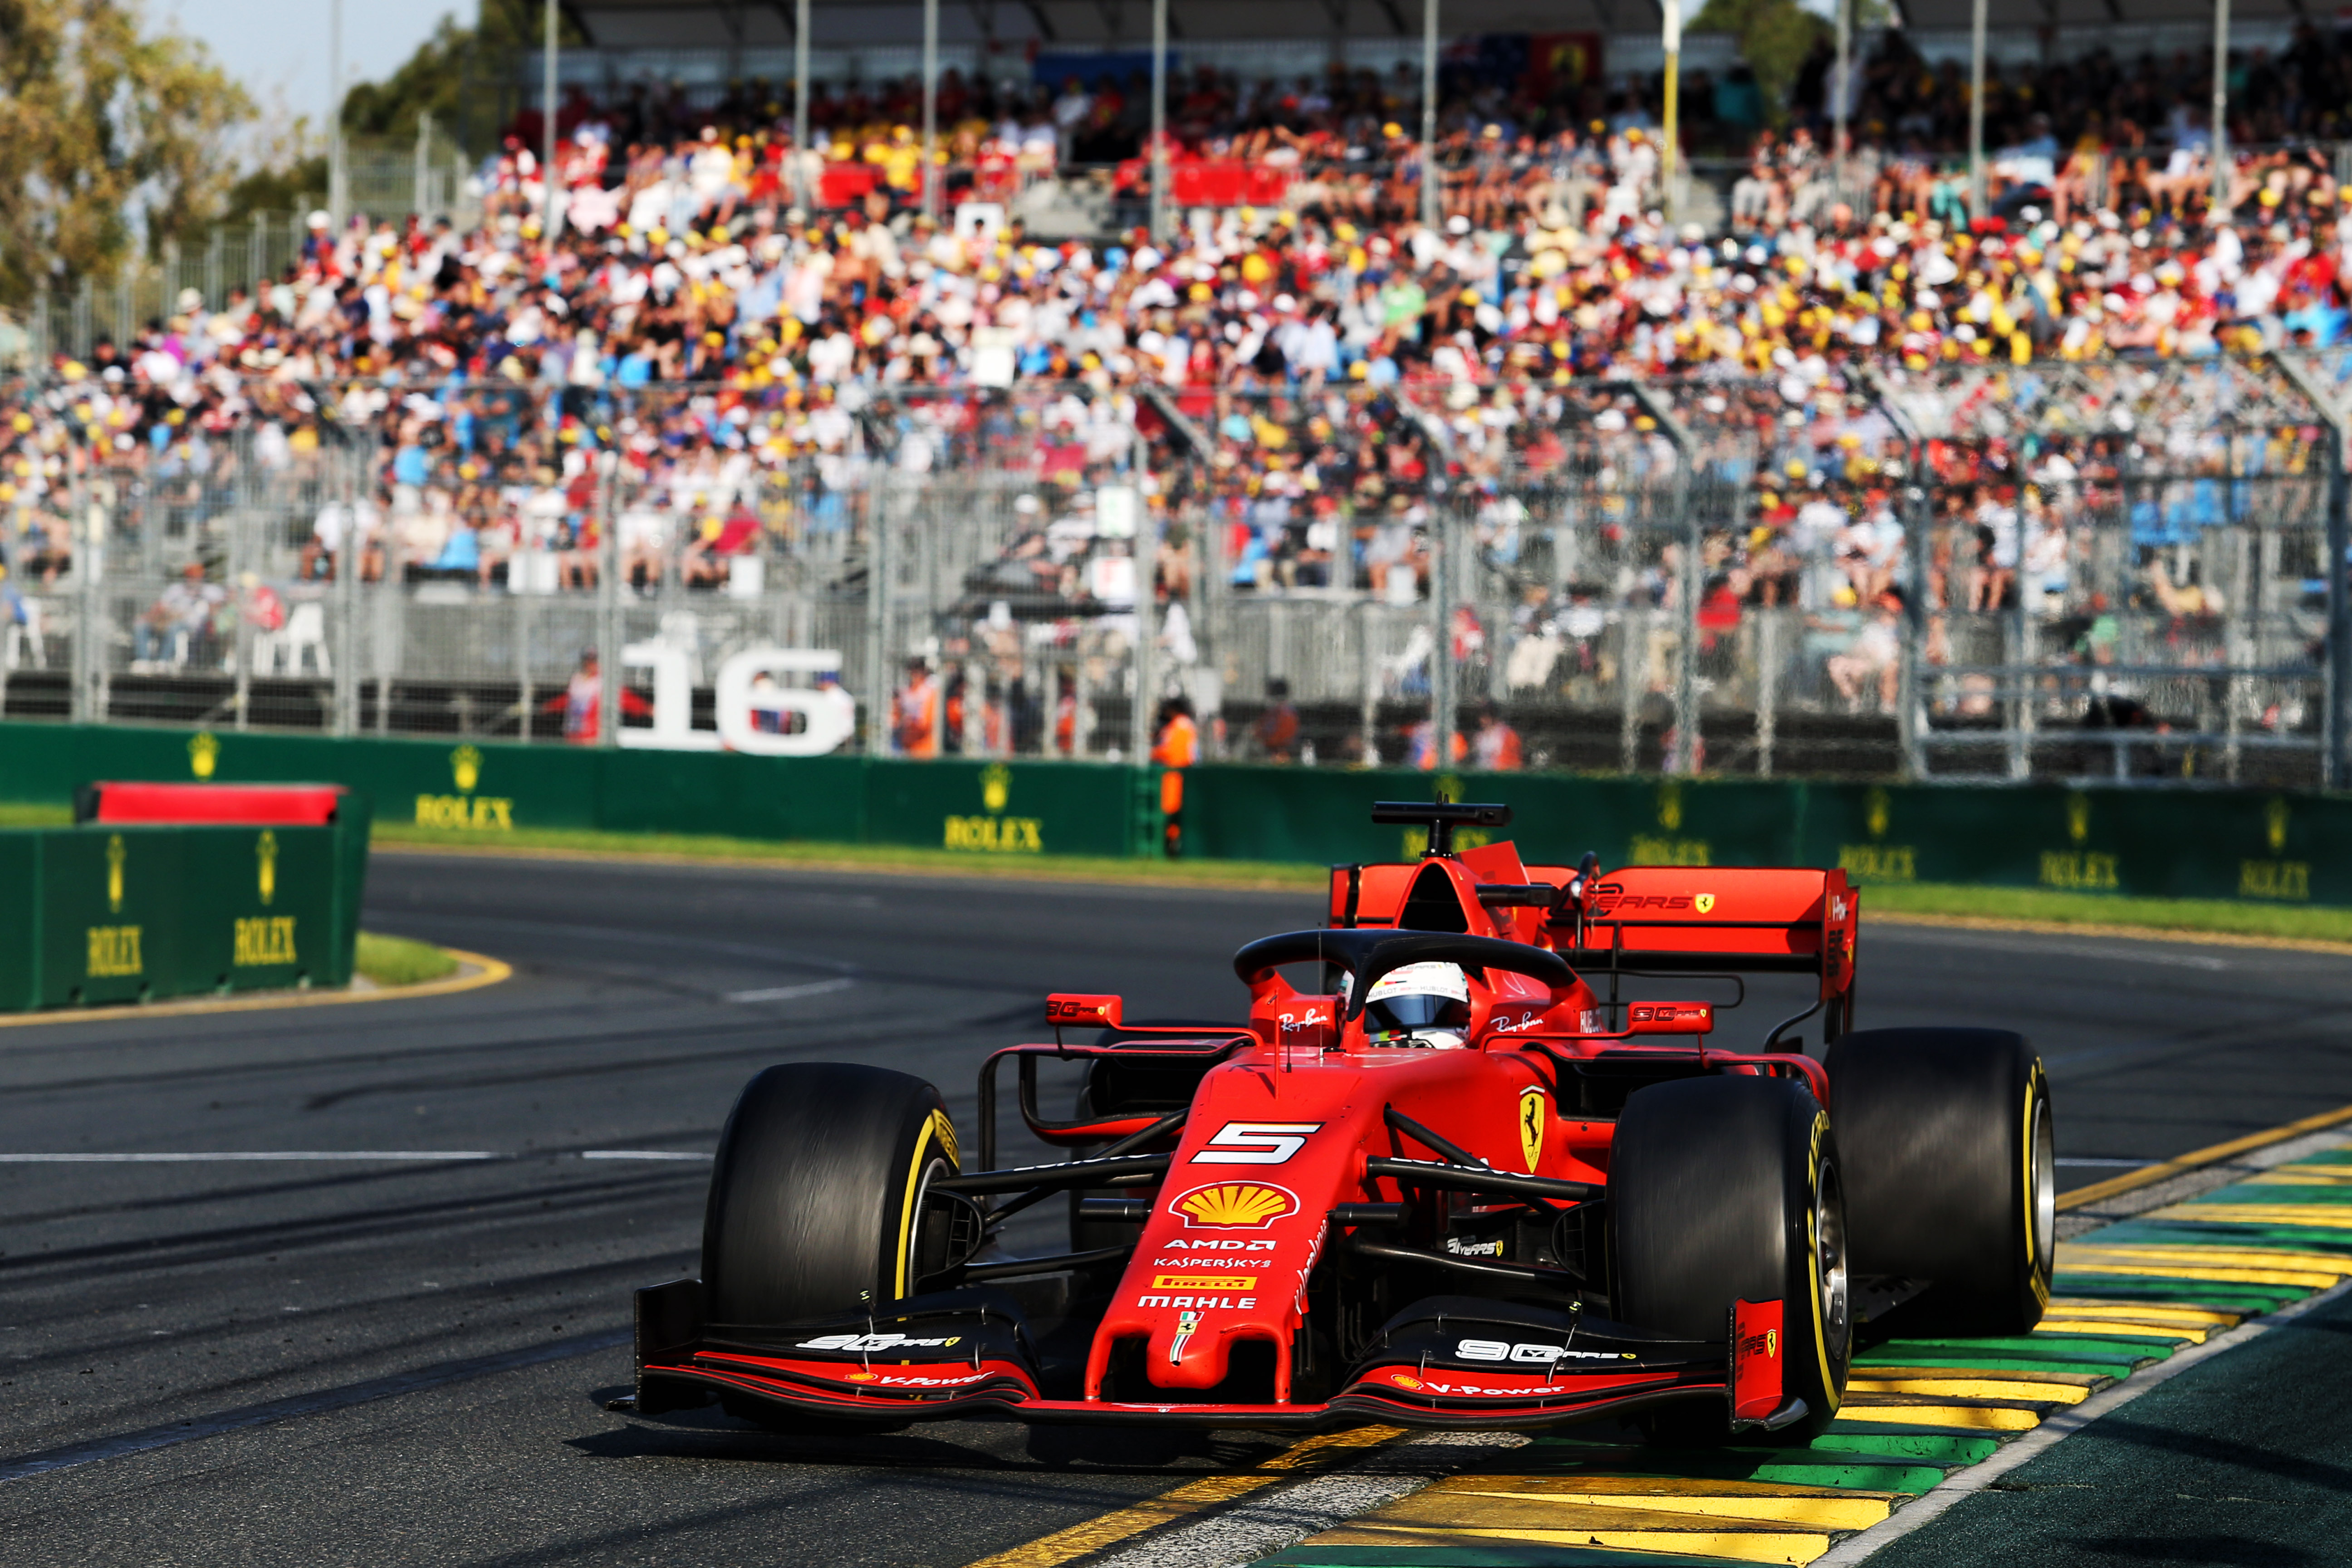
{"left": 1149, "top": 1274, "right": 1257, "bottom": 1292}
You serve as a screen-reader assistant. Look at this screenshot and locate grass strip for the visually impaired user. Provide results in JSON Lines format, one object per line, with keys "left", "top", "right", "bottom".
{"left": 1861, "top": 880, "right": 2352, "bottom": 946}
{"left": 372, "top": 821, "right": 1332, "bottom": 892}
{"left": 15, "top": 800, "right": 2352, "bottom": 941}
{"left": 353, "top": 931, "right": 460, "bottom": 987}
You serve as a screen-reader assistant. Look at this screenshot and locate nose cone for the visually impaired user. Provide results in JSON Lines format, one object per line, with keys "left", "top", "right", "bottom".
{"left": 1147, "top": 1310, "right": 1232, "bottom": 1390}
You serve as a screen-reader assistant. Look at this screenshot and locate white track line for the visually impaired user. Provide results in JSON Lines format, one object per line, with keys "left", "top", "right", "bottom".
{"left": 0, "top": 1151, "right": 711, "bottom": 1162}
{"left": 724, "top": 978, "right": 858, "bottom": 1004}
{"left": 1812, "top": 1274, "right": 2352, "bottom": 1566}
{"left": 0, "top": 1152, "right": 504, "bottom": 1162}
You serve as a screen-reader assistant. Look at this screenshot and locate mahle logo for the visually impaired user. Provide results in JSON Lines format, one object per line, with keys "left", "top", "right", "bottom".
{"left": 451, "top": 745, "right": 483, "bottom": 792}
{"left": 188, "top": 733, "right": 220, "bottom": 779}
{"left": 980, "top": 763, "right": 1011, "bottom": 813}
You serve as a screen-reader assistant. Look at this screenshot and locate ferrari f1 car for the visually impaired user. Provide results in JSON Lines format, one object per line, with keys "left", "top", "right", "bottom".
{"left": 634, "top": 800, "right": 2056, "bottom": 1438}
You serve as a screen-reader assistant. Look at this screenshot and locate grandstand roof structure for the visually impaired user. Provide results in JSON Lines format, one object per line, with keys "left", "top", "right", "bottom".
{"left": 555, "top": 0, "right": 2310, "bottom": 55}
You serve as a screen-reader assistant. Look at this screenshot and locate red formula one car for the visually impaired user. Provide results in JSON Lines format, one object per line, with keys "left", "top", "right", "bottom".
{"left": 634, "top": 800, "right": 2056, "bottom": 1437}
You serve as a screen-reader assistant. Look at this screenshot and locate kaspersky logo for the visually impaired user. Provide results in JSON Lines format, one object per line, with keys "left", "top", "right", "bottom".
{"left": 1171, "top": 1182, "right": 1298, "bottom": 1229}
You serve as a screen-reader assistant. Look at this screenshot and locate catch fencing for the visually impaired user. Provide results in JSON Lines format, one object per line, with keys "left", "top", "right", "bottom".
{"left": 2, "top": 358, "right": 2345, "bottom": 790}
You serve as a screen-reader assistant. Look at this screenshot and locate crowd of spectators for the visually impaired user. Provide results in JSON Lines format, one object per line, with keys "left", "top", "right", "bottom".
{"left": 2, "top": 31, "right": 2345, "bottom": 760}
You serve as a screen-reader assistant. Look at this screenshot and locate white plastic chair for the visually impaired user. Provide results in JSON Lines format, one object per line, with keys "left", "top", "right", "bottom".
{"left": 259, "top": 602, "right": 331, "bottom": 676}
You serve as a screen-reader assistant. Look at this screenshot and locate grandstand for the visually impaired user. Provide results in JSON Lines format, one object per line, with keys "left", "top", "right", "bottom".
{"left": 1, "top": 0, "right": 2348, "bottom": 794}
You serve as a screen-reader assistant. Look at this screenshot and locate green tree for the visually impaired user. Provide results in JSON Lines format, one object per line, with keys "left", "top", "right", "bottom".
{"left": 0, "top": 0, "right": 253, "bottom": 301}
{"left": 1689, "top": 0, "right": 1829, "bottom": 127}
{"left": 340, "top": 0, "right": 586, "bottom": 143}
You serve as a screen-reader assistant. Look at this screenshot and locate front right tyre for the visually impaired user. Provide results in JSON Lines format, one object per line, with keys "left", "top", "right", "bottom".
{"left": 1825, "top": 1027, "right": 2054, "bottom": 1335}
{"left": 1609, "top": 1074, "right": 1850, "bottom": 1441}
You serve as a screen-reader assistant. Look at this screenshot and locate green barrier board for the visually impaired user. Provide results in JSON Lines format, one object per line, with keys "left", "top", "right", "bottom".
{"left": 3, "top": 720, "right": 2350, "bottom": 909}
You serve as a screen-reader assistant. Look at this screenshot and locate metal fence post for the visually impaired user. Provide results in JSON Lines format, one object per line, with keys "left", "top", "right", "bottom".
{"left": 1671, "top": 480, "right": 1699, "bottom": 776}
{"left": 1128, "top": 512, "right": 1159, "bottom": 766}
{"left": 598, "top": 449, "right": 621, "bottom": 746}
{"left": 514, "top": 592, "right": 534, "bottom": 743}
{"left": 2331, "top": 421, "right": 2351, "bottom": 789}
{"left": 231, "top": 438, "right": 253, "bottom": 731}
{"left": 865, "top": 479, "right": 892, "bottom": 756}
{"left": 1623, "top": 383, "right": 1697, "bottom": 775}
{"left": 2272, "top": 350, "right": 2350, "bottom": 789}
{"left": 333, "top": 438, "right": 361, "bottom": 736}
{"left": 1854, "top": 363, "right": 1928, "bottom": 780}
{"left": 1431, "top": 503, "right": 1456, "bottom": 770}
{"left": 70, "top": 454, "right": 94, "bottom": 723}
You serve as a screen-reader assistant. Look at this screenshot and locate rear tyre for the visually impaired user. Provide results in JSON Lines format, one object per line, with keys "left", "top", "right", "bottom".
{"left": 1610, "top": 1076, "right": 1850, "bottom": 1443}
{"left": 1825, "top": 1027, "right": 2054, "bottom": 1335}
{"left": 701, "top": 1063, "right": 961, "bottom": 1331}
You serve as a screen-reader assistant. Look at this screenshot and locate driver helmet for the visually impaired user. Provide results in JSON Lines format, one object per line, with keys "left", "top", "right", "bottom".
{"left": 1360, "top": 961, "right": 1473, "bottom": 1049}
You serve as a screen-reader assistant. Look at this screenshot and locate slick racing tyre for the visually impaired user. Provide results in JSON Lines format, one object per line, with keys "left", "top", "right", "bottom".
{"left": 1826, "top": 1027, "right": 2054, "bottom": 1336}
{"left": 1610, "top": 1076, "right": 1851, "bottom": 1442}
{"left": 701, "top": 1063, "right": 964, "bottom": 1331}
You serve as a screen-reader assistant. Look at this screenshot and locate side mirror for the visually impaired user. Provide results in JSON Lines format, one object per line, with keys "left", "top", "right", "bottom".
{"left": 1626, "top": 1001, "right": 1714, "bottom": 1035}
{"left": 1047, "top": 993, "right": 1124, "bottom": 1029}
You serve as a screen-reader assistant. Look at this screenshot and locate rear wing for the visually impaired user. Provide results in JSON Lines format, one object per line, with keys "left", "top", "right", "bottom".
{"left": 1537, "top": 865, "right": 1858, "bottom": 1004}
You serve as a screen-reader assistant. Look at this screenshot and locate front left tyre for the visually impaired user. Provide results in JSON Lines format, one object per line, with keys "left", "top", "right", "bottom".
{"left": 1609, "top": 1074, "right": 1851, "bottom": 1441}
{"left": 701, "top": 1062, "right": 962, "bottom": 1333}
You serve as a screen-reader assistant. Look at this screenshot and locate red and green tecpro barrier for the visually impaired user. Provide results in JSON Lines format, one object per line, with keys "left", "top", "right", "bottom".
{"left": 0, "top": 801, "right": 371, "bottom": 1009}
{"left": 0, "top": 719, "right": 2344, "bottom": 909}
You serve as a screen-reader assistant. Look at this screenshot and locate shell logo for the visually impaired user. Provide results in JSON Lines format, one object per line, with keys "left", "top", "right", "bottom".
{"left": 1388, "top": 1372, "right": 1424, "bottom": 1391}
{"left": 843, "top": 1370, "right": 879, "bottom": 1383}
{"left": 1172, "top": 1182, "right": 1298, "bottom": 1230}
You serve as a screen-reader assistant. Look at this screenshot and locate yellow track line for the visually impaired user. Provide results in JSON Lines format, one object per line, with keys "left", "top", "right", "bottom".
{"left": 2149, "top": 1204, "right": 2352, "bottom": 1229}
{"left": 959, "top": 1425, "right": 1402, "bottom": 1568}
{"left": 2056, "top": 1101, "right": 2352, "bottom": 1211}
{"left": 0, "top": 945, "right": 510, "bottom": 1029}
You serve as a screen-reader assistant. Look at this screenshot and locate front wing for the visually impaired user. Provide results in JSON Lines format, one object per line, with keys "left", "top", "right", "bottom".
{"left": 634, "top": 1282, "right": 1790, "bottom": 1431}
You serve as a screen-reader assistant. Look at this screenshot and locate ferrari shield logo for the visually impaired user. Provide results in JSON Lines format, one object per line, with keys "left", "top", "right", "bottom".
{"left": 1694, "top": 893, "right": 1715, "bottom": 914}
{"left": 1518, "top": 1087, "right": 1545, "bottom": 1173}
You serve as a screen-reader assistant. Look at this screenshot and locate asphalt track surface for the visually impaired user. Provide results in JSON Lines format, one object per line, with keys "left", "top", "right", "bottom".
{"left": 6, "top": 853, "right": 2352, "bottom": 1567}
